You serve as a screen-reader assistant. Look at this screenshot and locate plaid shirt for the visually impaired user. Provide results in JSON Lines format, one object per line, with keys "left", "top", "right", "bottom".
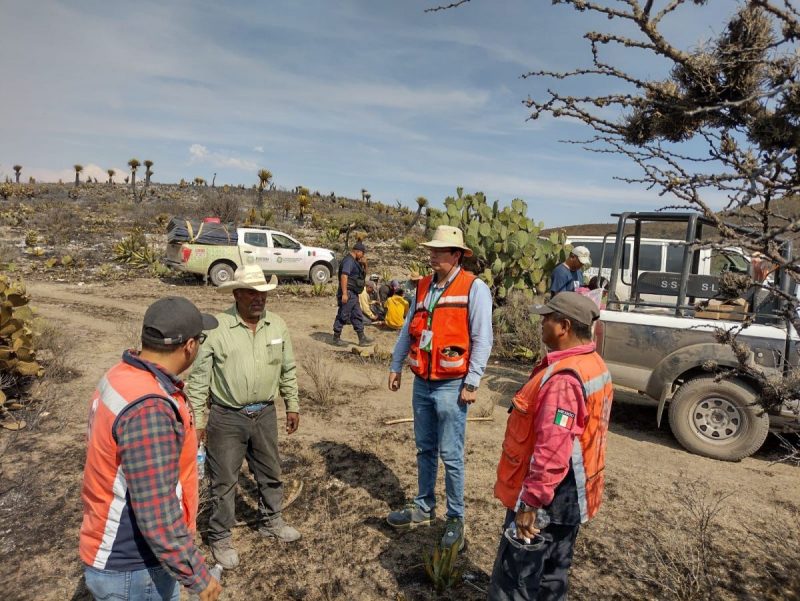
{"left": 116, "top": 393, "right": 211, "bottom": 593}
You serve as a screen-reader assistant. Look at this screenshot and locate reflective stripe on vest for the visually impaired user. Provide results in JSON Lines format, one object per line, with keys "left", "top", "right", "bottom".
{"left": 407, "top": 269, "right": 477, "bottom": 381}
{"left": 493, "top": 352, "right": 613, "bottom": 522}
{"left": 80, "top": 361, "right": 199, "bottom": 570}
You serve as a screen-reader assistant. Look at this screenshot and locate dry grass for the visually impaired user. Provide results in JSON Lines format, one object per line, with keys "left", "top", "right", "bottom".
{"left": 300, "top": 349, "right": 341, "bottom": 407}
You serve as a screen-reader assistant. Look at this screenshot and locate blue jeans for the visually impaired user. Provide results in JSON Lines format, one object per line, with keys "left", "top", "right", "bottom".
{"left": 412, "top": 377, "right": 468, "bottom": 519}
{"left": 84, "top": 565, "right": 180, "bottom": 601}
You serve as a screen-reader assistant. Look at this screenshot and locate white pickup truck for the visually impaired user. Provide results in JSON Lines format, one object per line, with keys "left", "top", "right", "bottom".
{"left": 165, "top": 226, "right": 338, "bottom": 287}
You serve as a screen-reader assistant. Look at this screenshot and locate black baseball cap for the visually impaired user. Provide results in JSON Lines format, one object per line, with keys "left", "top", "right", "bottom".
{"left": 532, "top": 292, "right": 599, "bottom": 326}
{"left": 141, "top": 296, "right": 218, "bottom": 346}
{"left": 353, "top": 241, "right": 366, "bottom": 252}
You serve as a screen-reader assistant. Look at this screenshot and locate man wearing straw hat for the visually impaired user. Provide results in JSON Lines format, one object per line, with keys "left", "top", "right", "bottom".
{"left": 186, "top": 265, "right": 301, "bottom": 570}
{"left": 386, "top": 225, "right": 493, "bottom": 552}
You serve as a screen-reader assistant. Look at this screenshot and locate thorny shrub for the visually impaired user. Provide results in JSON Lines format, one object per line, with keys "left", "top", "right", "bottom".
{"left": 492, "top": 291, "right": 543, "bottom": 362}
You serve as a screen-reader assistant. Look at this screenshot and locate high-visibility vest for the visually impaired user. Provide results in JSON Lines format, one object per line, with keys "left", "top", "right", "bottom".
{"left": 494, "top": 351, "right": 613, "bottom": 523}
{"left": 79, "top": 355, "right": 199, "bottom": 570}
{"left": 407, "top": 269, "right": 477, "bottom": 380}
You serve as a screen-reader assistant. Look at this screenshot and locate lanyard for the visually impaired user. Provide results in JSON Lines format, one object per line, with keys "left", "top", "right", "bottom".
{"left": 425, "top": 268, "right": 459, "bottom": 328}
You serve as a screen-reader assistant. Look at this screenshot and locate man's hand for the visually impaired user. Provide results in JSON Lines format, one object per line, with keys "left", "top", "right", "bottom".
{"left": 286, "top": 412, "right": 300, "bottom": 434}
{"left": 459, "top": 387, "right": 478, "bottom": 405}
{"left": 388, "top": 372, "right": 401, "bottom": 391}
{"left": 198, "top": 576, "right": 222, "bottom": 601}
{"left": 342, "top": 292, "right": 349, "bottom": 304}
{"left": 515, "top": 508, "right": 541, "bottom": 541}
{"left": 196, "top": 428, "right": 206, "bottom": 445}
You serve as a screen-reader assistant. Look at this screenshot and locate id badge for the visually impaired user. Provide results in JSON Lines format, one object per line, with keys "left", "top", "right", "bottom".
{"left": 420, "top": 329, "right": 434, "bottom": 352}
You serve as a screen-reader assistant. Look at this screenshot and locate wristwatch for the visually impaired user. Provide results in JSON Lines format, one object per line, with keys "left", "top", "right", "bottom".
{"left": 464, "top": 384, "right": 478, "bottom": 392}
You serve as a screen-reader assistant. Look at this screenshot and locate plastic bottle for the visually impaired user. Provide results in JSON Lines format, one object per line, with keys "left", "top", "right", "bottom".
{"left": 188, "top": 564, "right": 223, "bottom": 600}
{"left": 196, "top": 444, "right": 206, "bottom": 480}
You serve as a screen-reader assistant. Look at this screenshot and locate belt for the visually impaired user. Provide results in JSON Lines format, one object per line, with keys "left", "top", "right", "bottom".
{"left": 240, "top": 401, "right": 273, "bottom": 416}
{"left": 211, "top": 395, "right": 274, "bottom": 417}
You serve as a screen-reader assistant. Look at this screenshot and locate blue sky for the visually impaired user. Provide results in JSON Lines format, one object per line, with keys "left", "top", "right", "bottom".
{"left": 0, "top": 0, "right": 740, "bottom": 226}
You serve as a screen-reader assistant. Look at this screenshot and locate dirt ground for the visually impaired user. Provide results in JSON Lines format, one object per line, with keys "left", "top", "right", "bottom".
{"left": 1, "top": 277, "right": 799, "bottom": 601}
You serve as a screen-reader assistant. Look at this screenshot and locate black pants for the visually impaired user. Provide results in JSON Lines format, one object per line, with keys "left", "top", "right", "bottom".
{"left": 488, "top": 509, "right": 580, "bottom": 601}
{"left": 333, "top": 293, "right": 364, "bottom": 335}
{"left": 205, "top": 403, "right": 283, "bottom": 542}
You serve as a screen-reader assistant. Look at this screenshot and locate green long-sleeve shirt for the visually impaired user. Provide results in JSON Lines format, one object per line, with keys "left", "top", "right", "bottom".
{"left": 185, "top": 304, "right": 300, "bottom": 428}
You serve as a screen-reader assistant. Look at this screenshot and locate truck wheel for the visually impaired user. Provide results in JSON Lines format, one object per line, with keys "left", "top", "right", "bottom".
{"left": 209, "top": 263, "right": 235, "bottom": 287}
{"left": 668, "top": 376, "right": 769, "bottom": 461}
{"left": 309, "top": 264, "right": 331, "bottom": 284}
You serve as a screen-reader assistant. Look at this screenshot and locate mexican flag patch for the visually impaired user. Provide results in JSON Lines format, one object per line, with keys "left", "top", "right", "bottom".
{"left": 554, "top": 408, "right": 575, "bottom": 429}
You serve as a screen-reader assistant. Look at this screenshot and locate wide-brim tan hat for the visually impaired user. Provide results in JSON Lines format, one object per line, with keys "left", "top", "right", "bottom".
{"left": 420, "top": 225, "right": 473, "bottom": 257}
{"left": 217, "top": 264, "right": 278, "bottom": 292}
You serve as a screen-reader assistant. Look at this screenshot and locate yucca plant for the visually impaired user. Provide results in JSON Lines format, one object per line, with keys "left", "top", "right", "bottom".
{"left": 73, "top": 164, "right": 83, "bottom": 187}
{"left": 128, "top": 158, "right": 140, "bottom": 200}
{"left": 12, "top": 165, "right": 21, "bottom": 184}
{"left": 256, "top": 169, "right": 272, "bottom": 208}
{"left": 423, "top": 543, "right": 461, "bottom": 593}
{"left": 107, "top": 169, "right": 115, "bottom": 184}
{"left": 143, "top": 160, "right": 154, "bottom": 191}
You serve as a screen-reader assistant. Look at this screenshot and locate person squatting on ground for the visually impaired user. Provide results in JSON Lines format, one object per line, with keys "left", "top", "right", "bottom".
{"left": 386, "top": 225, "right": 493, "bottom": 551}
{"left": 332, "top": 240, "right": 374, "bottom": 347}
{"left": 384, "top": 285, "right": 410, "bottom": 330}
{"left": 79, "top": 297, "right": 222, "bottom": 601}
{"left": 489, "top": 292, "right": 613, "bottom": 601}
{"left": 549, "top": 246, "right": 591, "bottom": 296}
{"left": 185, "top": 265, "right": 301, "bottom": 571}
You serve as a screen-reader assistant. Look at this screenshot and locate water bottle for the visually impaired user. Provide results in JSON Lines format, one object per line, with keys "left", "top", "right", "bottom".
{"left": 196, "top": 444, "right": 206, "bottom": 480}
{"left": 188, "top": 564, "right": 223, "bottom": 600}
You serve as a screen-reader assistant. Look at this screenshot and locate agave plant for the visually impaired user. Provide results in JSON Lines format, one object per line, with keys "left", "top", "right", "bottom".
{"left": 423, "top": 543, "right": 461, "bottom": 593}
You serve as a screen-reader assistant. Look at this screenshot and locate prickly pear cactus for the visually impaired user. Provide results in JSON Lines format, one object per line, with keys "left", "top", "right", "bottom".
{"left": 0, "top": 275, "right": 42, "bottom": 379}
{"left": 431, "top": 188, "right": 569, "bottom": 302}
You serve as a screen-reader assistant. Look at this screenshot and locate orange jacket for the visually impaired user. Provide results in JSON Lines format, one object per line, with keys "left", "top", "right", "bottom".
{"left": 79, "top": 358, "right": 199, "bottom": 569}
{"left": 407, "top": 269, "right": 477, "bottom": 380}
{"left": 494, "top": 348, "right": 612, "bottom": 523}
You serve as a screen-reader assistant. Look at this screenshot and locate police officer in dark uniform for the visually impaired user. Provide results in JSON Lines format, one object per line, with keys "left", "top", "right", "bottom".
{"left": 332, "top": 241, "right": 374, "bottom": 347}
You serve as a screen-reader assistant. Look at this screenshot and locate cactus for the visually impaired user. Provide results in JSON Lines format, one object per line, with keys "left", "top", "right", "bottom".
{"left": 423, "top": 543, "right": 461, "bottom": 593}
{"left": 0, "top": 275, "right": 43, "bottom": 380}
{"left": 429, "top": 189, "right": 568, "bottom": 302}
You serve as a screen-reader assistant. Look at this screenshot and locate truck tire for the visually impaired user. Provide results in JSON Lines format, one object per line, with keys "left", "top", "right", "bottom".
{"left": 668, "top": 375, "right": 769, "bottom": 461}
{"left": 209, "top": 262, "right": 235, "bottom": 287}
{"left": 309, "top": 263, "right": 331, "bottom": 284}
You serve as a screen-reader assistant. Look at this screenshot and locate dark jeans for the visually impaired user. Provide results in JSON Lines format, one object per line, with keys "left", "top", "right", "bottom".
{"left": 205, "top": 403, "right": 283, "bottom": 542}
{"left": 333, "top": 293, "right": 364, "bottom": 335}
{"left": 488, "top": 509, "right": 580, "bottom": 601}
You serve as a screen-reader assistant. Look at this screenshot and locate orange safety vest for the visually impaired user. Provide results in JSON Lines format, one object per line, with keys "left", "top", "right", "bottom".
{"left": 79, "top": 355, "right": 199, "bottom": 569}
{"left": 407, "top": 269, "right": 477, "bottom": 381}
{"left": 494, "top": 351, "right": 613, "bottom": 522}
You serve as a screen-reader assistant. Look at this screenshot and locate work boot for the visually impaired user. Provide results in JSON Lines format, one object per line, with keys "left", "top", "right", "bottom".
{"left": 357, "top": 331, "right": 374, "bottom": 346}
{"left": 209, "top": 537, "right": 240, "bottom": 570}
{"left": 441, "top": 517, "right": 465, "bottom": 552}
{"left": 332, "top": 333, "right": 348, "bottom": 347}
{"left": 259, "top": 516, "right": 302, "bottom": 542}
{"left": 386, "top": 503, "right": 434, "bottom": 529}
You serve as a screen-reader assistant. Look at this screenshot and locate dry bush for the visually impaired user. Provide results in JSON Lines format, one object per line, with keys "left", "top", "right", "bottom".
{"left": 622, "top": 477, "right": 732, "bottom": 601}
{"left": 0, "top": 240, "right": 19, "bottom": 267}
{"left": 300, "top": 349, "right": 341, "bottom": 407}
{"left": 205, "top": 191, "right": 241, "bottom": 223}
{"left": 493, "top": 291, "right": 543, "bottom": 361}
{"left": 35, "top": 321, "right": 78, "bottom": 383}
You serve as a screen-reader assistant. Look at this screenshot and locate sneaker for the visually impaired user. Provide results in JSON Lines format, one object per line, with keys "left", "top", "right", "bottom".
{"left": 259, "top": 517, "right": 302, "bottom": 542}
{"left": 386, "top": 503, "right": 434, "bottom": 529}
{"left": 210, "top": 537, "right": 240, "bottom": 570}
{"left": 441, "top": 517, "right": 465, "bottom": 552}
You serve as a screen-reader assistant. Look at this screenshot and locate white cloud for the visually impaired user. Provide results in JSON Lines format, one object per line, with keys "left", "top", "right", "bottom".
{"left": 253, "top": 146, "right": 264, "bottom": 153}
{"left": 20, "top": 163, "right": 129, "bottom": 184}
{"left": 188, "top": 144, "right": 257, "bottom": 172}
